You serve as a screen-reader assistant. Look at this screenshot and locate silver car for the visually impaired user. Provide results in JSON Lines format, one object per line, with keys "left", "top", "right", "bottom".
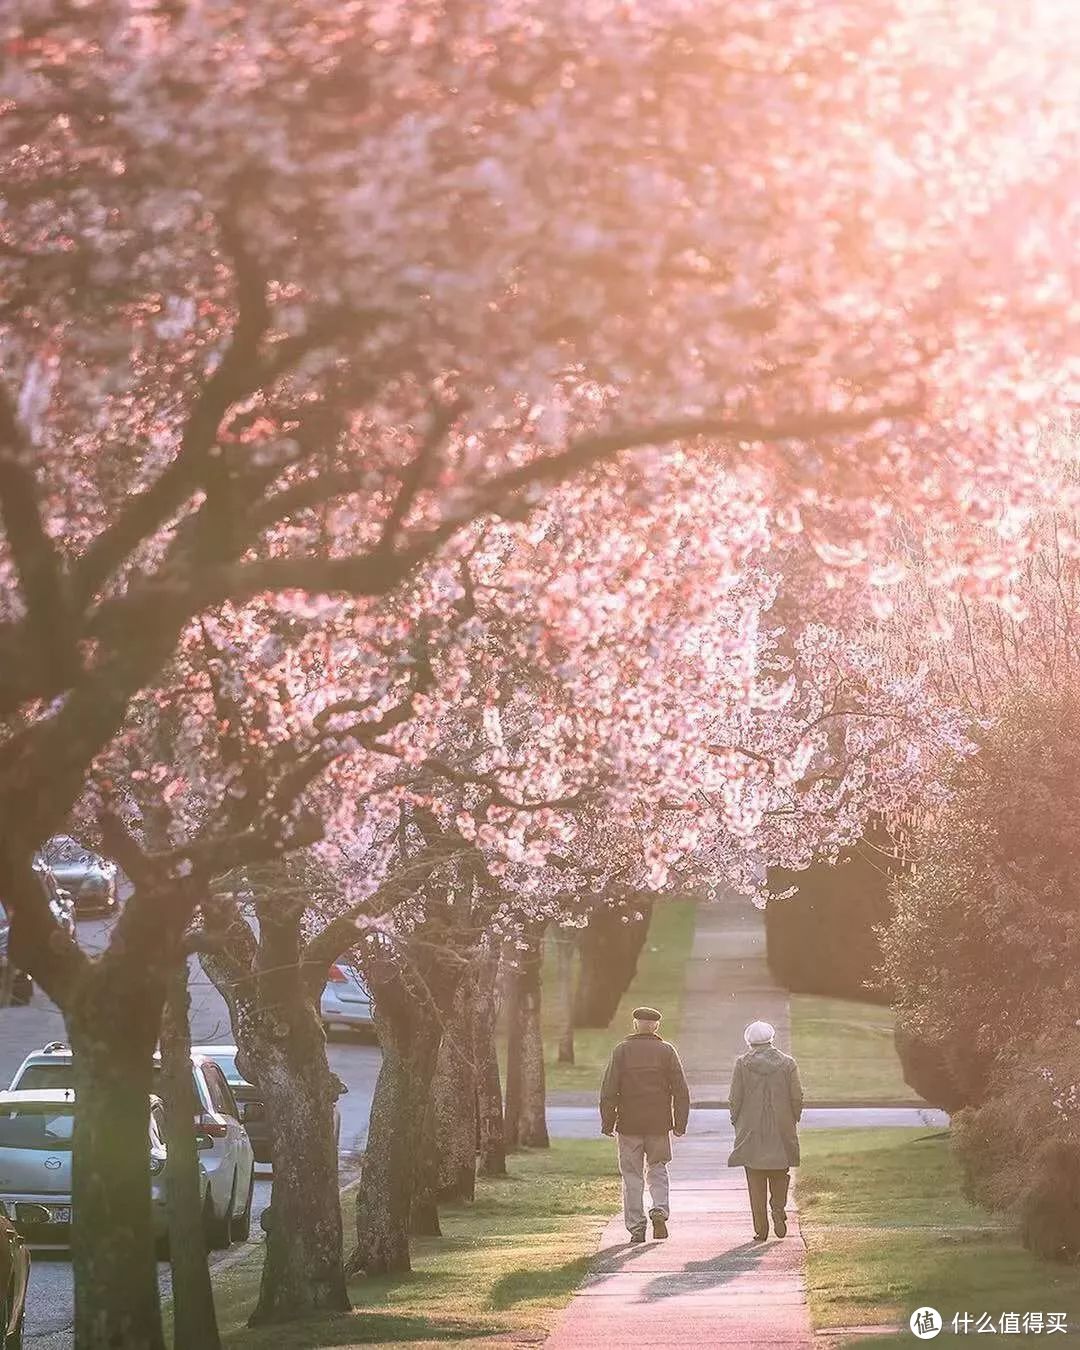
{"left": 320, "top": 961, "right": 375, "bottom": 1037}
{"left": 192, "top": 1044, "right": 345, "bottom": 1166}
{"left": 0, "top": 1091, "right": 203, "bottom": 1251}
{"left": 9, "top": 1044, "right": 254, "bottom": 1251}
{"left": 35, "top": 837, "right": 118, "bottom": 915}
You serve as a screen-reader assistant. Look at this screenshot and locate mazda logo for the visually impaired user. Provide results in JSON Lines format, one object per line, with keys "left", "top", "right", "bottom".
{"left": 44, "top": 1157, "right": 62, "bottom": 1170}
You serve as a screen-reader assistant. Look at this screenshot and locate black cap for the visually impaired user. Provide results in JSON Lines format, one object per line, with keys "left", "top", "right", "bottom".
{"left": 633, "top": 1006, "right": 662, "bottom": 1021}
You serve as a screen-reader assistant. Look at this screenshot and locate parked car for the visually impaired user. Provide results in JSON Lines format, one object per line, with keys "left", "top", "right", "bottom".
{"left": 0, "top": 1211, "right": 28, "bottom": 1349}
{"left": 8, "top": 1045, "right": 254, "bottom": 1250}
{"left": 320, "top": 962, "right": 375, "bottom": 1037}
{"left": 0, "top": 1089, "right": 201, "bottom": 1260}
{"left": 34, "top": 837, "right": 118, "bottom": 915}
{"left": 191, "top": 1046, "right": 272, "bottom": 1166}
{"left": 192, "top": 1044, "right": 344, "bottom": 1166}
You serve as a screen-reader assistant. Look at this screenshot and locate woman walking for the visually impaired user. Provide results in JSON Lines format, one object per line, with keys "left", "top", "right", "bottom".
{"left": 727, "top": 1020, "right": 803, "bottom": 1240}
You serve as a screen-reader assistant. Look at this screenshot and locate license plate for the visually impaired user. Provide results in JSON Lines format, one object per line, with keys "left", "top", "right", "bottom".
{"left": 15, "top": 1202, "right": 71, "bottom": 1224}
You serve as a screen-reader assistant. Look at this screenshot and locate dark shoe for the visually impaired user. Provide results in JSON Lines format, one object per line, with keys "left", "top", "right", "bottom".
{"left": 752, "top": 1230, "right": 768, "bottom": 1241}
{"left": 650, "top": 1210, "right": 668, "bottom": 1240}
{"left": 774, "top": 1214, "right": 788, "bottom": 1238}
{"left": 629, "top": 1227, "right": 647, "bottom": 1244}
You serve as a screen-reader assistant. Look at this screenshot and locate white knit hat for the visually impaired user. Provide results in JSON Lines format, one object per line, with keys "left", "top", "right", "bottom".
{"left": 745, "top": 1020, "right": 776, "bottom": 1046}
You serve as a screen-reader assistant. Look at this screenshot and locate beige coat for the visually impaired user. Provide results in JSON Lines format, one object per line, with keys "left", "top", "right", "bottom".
{"left": 727, "top": 1045, "right": 803, "bottom": 1169}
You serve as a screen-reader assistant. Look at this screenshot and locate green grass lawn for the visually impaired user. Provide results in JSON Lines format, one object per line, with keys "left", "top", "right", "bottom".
{"left": 212, "top": 1140, "right": 619, "bottom": 1348}
{"left": 789, "top": 994, "right": 920, "bottom": 1103}
{"left": 502, "top": 899, "right": 698, "bottom": 1098}
{"left": 798, "top": 1128, "right": 1080, "bottom": 1345}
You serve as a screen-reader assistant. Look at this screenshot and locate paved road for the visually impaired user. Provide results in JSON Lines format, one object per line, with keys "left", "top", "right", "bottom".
{"left": 0, "top": 909, "right": 383, "bottom": 1347}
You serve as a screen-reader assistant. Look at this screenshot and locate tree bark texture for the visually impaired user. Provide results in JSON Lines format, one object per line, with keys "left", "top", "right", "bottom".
{"left": 248, "top": 1023, "right": 347, "bottom": 1324}
{"left": 573, "top": 900, "right": 653, "bottom": 1028}
{"left": 554, "top": 927, "right": 576, "bottom": 1065}
{"left": 200, "top": 900, "right": 350, "bottom": 1326}
{"left": 348, "top": 960, "right": 444, "bottom": 1274}
{"left": 432, "top": 974, "right": 477, "bottom": 1202}
{"left": 473, "top": 945, "right": 506, "bottom": 1177}
{"left": 348, "top": 929, "right": 468, "bottom": 1276}
{"left": 409, "top": 1100, "right": 443, "bottom": 1237}
{"left": 161, "top": 961, "right": 220, "bottom": 1350}
{"left": 504, "top": 925, "right": 549, "bottom": 1150}
{"left": 68, "top": 972, "right": 167, "bottom": 1350}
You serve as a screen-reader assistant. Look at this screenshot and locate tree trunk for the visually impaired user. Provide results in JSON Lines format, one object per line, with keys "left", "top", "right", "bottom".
{"left": 200, "top": 927, "right": 350, "bottom": 1326}
{"left": 555, "top": 927, "right": 576, "bottom": 1065}
{"left": 409, "top": 1101, "right": 442, "bottom": 1237}
{"left": 161, "top": 961, "right": 220, "bottom": 1350}
{"left": 474, "top": 948, "right": 506, "bottom": 1177}
{"left": 504, "top": 948, "right": 523, "bottom": 1153}
{"left": 0, "top": 957, "right": 14, "bottom": 1009}
{"left": 573, "top": 900, "right": 653, "bottom": 1028}
{"left": 247, "top": 1017, "right": 349, "bottom": 1324}
{"left": 69, "top": 973, "right": 166, "bottom": 1350}
{"left": 504, "top": 925, "right": 549, "bottom": 1150}
{"left": 347, "top": 962, "right": 445, "bottom": 1276}
{"left": 433, "top": 975, "right": 477, "bottom": 1202}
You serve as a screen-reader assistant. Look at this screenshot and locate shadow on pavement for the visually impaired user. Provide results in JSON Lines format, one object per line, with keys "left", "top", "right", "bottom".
{"left": 640, "top": 1239, "right": 770, "bottom": 1302}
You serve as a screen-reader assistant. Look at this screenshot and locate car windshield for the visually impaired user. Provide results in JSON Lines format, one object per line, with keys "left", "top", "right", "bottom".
{"left": 16, "top": 1063, "right": 73, "bottom": 1091}
{"left": 15, "top": 1059, "right": 206, "bottom": 1109}
{"left": 43, "top": 837, "right": 93, "bottom": 866}
{"left": 0, "top": 1106, "right": 75, "bottom": 1150}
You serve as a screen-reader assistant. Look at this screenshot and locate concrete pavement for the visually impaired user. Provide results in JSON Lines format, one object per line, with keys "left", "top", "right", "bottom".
{"left": 547, "top": 890, "right": 818, "bottom": 1349}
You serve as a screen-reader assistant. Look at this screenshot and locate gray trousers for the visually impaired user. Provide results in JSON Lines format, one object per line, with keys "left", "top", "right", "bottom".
{"left": 744, "top": 1167, "right": 790, "bottom": 1236}
{"left": 617, "top": 1133, "right": 671, "bottom": 1232}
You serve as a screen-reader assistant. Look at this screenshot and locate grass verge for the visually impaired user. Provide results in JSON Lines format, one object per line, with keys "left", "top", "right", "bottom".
{"left": 789, "top": 994, "right": 920, "bottom": 1103}
{"left": 522, "top": 898, "right": 697, "bottom": 1097}
{"left": 798, "top": 1128, "right": 1080, "bottom": 1346}
{"left": 213, "top": 1139, "right": 619, "bottom": 1348}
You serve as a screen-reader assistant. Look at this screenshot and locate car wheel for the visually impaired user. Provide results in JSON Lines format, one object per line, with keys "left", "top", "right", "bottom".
{"left": 231, "top": 1170, "right": 255, "bottom": 1243}
{"left": 205, "top": 1174, "right": 234, "bottom": 1251}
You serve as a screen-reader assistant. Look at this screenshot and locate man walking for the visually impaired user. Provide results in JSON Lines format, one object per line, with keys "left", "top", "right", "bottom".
{"left": 600, "top": 1006, "right": 691, "bottom": 1243}
{"left": 728, "top": 1019, "right": 804, "bottom": 1240}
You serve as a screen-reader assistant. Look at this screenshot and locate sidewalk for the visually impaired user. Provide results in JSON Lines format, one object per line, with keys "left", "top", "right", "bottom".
{"left": 546, "top": 890, "right": 814, "bottom": 1349}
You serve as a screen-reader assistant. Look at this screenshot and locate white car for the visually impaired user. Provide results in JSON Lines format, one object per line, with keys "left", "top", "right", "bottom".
{"left": 175, "top": 1051, "right": 256, "bottom": 1249}
{"left": 192, "top": 1044, "right": 344, "bottom": 1167}
{"left": 320, "top": 962, "right": 375, "bottom": 1037}
{"left": 9, "top": 1043, "right": 255, "bottom": 1250}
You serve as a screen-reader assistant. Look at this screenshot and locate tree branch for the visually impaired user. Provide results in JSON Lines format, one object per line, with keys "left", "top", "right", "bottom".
{"left": 0, "top": 384, "right": 79, "bottom": 682}
{"left": 302, "top": 840, "right": 464, "bottom": 975}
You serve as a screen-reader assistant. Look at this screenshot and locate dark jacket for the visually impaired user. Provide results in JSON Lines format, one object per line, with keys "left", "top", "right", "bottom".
{"left": 727, "top": 1045, "right": 803, "bottom": 1169}
{"left": 600, "top": 1032, "right": 691, "bottom": 1136}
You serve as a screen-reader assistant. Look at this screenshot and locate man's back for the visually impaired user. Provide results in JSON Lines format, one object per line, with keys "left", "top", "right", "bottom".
{"left": 601, "top": 1031, "right": 690, "bottom": 1136}
{"left": 599, "top": 1008, "right": 688, "bottom": 1242}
